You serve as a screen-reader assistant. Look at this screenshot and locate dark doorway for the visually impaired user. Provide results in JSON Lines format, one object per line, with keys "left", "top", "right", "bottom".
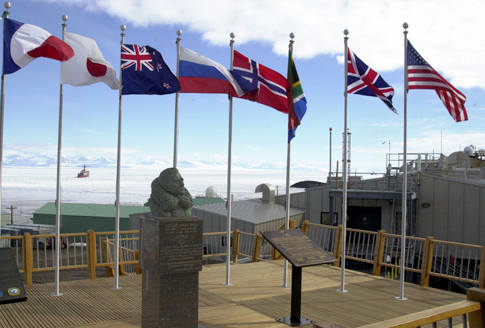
{"left": 347, "top": 206, "right": 381, "bottom": 232}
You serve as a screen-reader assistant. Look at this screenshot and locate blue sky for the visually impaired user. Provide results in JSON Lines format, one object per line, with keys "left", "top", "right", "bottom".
{"left": 2, "top": 0, "right": 485, "bottom": 174}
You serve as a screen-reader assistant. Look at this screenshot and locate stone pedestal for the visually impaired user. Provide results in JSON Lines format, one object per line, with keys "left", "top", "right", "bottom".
{"left": 141, "top": 215, "right": 203, "bottom": 328}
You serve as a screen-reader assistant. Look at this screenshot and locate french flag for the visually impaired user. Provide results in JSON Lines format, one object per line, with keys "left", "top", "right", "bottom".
{"left": 3, "top": 18, "right": 74, "bottom": 74}
{"left": 178, "top": 46, "right": 255, "bottom": 97}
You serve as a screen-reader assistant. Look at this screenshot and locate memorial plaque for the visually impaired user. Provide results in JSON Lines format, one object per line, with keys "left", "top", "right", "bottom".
{"left": 0, "top": 248, "right": 27, "bottom": 304}
{"left": 261, "top": 229, "right": 337, "bottom": 267}
{"left": 158, "top": 220, "right": 203, "bottom": 275}
{"left": 261, "top": 229, "right": 336, "bottom": 327}
{"left": 141, "top": 215, "right": 203, "bottom": 328}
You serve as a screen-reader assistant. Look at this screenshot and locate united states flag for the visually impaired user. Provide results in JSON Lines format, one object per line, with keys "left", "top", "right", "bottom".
{"left": 407, "top": 41, "right": 468, "bottom": 122}
{"left": 347, "top": 48, "right": 397, "bottom": 114}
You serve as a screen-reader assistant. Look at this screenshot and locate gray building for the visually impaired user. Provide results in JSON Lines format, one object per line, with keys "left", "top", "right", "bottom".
{"left": 301, "top": 151, "right": 485, "bottom": 245}
{"left": 191, "top": 183, "right": 305, "bottom": 257}
{"left": 192, "top": 183, "right": 305, "bottom": 235}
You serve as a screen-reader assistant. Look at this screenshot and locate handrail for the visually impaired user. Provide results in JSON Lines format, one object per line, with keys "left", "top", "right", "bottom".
{"left": 4, "top": 224, "right": 485, "bottom": 288}
{"left": 315, "top": 288, "right": 485, "bottom": 328}
{"left": 302, "top": 220, "right": 485, "bottom": 288}
{"left": 355, "top": 300, "right": 479, "bottom": 328}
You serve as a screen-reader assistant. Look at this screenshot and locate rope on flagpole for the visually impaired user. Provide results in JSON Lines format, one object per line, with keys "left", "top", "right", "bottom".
{"left": 51, "top": 14, "right": 68, "bottom": 298}
{"left": 282, "top": 32, "right": 296, "bottom": 289}
{"left": 223, "top": 32, "right": 236, "bottom": 287}
{"left": 337, "top": 29, "right": 349, "bottom": 294}
{"left": 173, "top": 29, "right": 182, "bottom": 168}
{"left": 396, "top": 22, "right": 409, "bottom": 301}
{"left": 0, "top": 3, "right": 11, "bottom": 272}
{"left": 112, "top": 24, "right": 126, "bottom": 291}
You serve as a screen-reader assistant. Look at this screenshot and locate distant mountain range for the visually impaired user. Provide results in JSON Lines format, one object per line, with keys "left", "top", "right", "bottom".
{"left": 2, "top": 153, "right": 324, "bottom": 171}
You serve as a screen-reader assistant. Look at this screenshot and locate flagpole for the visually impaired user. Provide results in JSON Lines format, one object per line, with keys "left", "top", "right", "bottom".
{"left": 224, "top": 32, "right": 236, "bottom": 287}
{"left": 112, "top": 24, "right": 126, "bottom": 291}
{"left": 397, "top": 22, "right": 409, "bottom": 301}
{"left": 0, "top": 2, "right": 11, "bottom": 240}
{"left": 337, "top": 29, "right": 349, "bottom": 294}
{"left": 329, "top": 127, "right": 332, "bottom": 180}
{"left": 173, "top": 29, "right": 182, "bottom": 168}
{"left": 51, "top": 14, "right": 69, "bottom": 297}
{"left": 282, "top": 33, "right": 296, "bottom": 289}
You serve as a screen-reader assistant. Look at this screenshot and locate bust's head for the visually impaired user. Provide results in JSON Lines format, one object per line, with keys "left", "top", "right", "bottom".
{"left": 159, "top": 168, "right": 185, "bottom": 196}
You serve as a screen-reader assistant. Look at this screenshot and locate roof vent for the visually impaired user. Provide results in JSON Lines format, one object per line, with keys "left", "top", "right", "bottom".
{"left": 255, "top": 183, "right": 275, "bottom": 204}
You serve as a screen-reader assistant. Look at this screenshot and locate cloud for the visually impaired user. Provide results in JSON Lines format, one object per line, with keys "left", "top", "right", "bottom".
{"left": 37, "top": 0, "right": 485, "bottom": 89}
{"left": 247, "top": 145, "right": 260, "bottom": 152}
{"left": 407, "top": 131, "right": 485, "bottom": 154}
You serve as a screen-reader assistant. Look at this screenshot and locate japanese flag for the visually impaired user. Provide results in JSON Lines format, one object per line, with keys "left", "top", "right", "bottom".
{"left": 61, "top": 32, "right": 120, "bottom": 90}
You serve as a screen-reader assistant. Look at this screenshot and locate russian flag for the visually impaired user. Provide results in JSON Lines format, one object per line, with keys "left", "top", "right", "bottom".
{"left": 179, "top": 46, "right": 255, "bottom": 97}
{"left": 3, "top": 18, "right": 74, "bottom": 75}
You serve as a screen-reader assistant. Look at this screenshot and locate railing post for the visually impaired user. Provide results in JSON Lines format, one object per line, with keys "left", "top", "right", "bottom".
{"left": 420, "top": 236, "right": 435, "bottom": 287}
{"left": 87, "top": 230, "right": 97, "bottom": 280}
{"left": 119, "top": 244, "right": 126, "bottom": 276}
{"left": 333, "top": 225, "right": 343, "bottom": 267}
{"left": 478, "top": 244, "right": 485, "bottom": 289}
{"left": 232, "top": 229, "right": 240, "bottom": 263}
{"left": 135, "top": 250, "right": 142, "bottom": 274}
{"left": 290, "top": 219, "right": 296, "bottom": 229}
{"left": 302, "top": 220, "right": 309, "bottom": 234}
{"left": 100, "top": 237, "right": 114, "bottom": 277}
{"left": 372, "top": 230, "right": 386, "bottom": 276}
{"left": 252, "top": 233, "right": 262, "bottom": 262}
{"left": 23, "top": 232, "right": 33, "bottom": 286}
{"left": 466, "top": 287, "right": 485, "bottom": 327}
{"left": 272, "top": 244, "right": 278, "bottom": 260}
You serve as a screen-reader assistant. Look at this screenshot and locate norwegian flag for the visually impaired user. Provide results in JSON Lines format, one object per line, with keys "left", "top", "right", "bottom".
{"left": 233, "top": 51, "right": 288, "bottom": 114}
{"left": 347, "top": 48, "right": 398, "bottom": 114}
{"left": 407, "top": 41, "right": 467, "bottom": 122}
{"left": 121, "top": 45, "right": 154, "bottom": 71}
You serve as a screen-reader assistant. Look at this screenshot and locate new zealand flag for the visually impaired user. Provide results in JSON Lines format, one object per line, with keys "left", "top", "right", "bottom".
{"left": 347, "top": 48, "right": 397, "bottom": 114}
{"left": 121, "top": 44, "right": 180, "bottom": 95}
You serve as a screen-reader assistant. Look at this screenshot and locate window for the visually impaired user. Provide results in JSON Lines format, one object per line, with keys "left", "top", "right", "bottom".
{"left": 321, "top": 212, "right": 338, "bottom": 225}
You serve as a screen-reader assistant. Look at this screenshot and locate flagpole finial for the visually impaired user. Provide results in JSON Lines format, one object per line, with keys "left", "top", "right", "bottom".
{"left": 289, "top": 32, "right": 295, "bottom": 40}
{"left": 343, "top": 29, "right": 349, "bottom": 36}
{"left": 403, "top": 22, "right": 408, "bottom": 30}
{"left": 3, "top": 1, "right": 10, "bottom": 18}
{"left": 62, "top": 15, "right": 68, "bottom": 22}
{"left": 177, "top": 29, "right": 182, "bottom": 37}
{"left": 120, "top": 25, "right": 126, "bottom": 42}
{"left": 230, "top": 32, "right": 235, "bottom": 39}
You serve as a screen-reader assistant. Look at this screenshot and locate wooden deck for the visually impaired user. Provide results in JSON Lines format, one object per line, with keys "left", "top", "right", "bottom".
{"left": 0, "top": 261, "right": 467, "bottom": 328}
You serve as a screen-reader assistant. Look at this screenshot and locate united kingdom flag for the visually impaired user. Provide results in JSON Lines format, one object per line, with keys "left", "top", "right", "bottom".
{"left": 121, "top": 44, "right": 180, "bottom": 95}
{"left": 121, "top": 45, "right": 154, "bottom": 71}
{"left": 347, "top": 48, "right": 398, "bottom": 114}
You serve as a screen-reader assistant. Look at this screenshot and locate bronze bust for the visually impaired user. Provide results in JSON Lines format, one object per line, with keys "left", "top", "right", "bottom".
{"left": 148, "top": 168, "right": 193, "bottom": 217}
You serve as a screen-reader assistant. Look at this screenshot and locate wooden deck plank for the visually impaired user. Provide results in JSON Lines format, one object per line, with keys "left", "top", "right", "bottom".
{"left": 0, "top": 261, "right": 467, "bottom": 328}
{"left": 199, "top": 304, "right": 285, "bottom": 328}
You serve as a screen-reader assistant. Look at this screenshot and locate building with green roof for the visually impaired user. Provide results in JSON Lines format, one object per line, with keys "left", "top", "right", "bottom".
{"left": 33, "top": 203, "right": 150, "bottom": 233}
